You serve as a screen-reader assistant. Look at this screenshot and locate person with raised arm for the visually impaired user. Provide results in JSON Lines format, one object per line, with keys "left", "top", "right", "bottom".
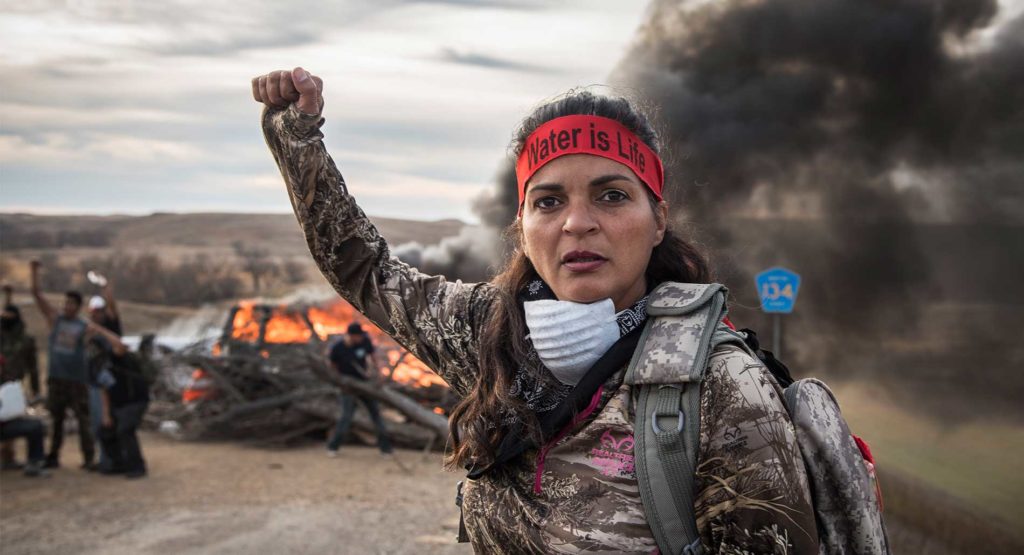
{"left": 87, "top": 272, "right": 122, "bottom": 337}
{"left": 253, "top": 68, "right": 820, "bottom": 554}
{"left": 30, "top": 260, "right": 129, "bottom": 471}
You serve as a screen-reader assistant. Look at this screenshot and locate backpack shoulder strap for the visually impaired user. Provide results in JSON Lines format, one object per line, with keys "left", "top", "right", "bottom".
{"left": 625, "top": 282, "right": 736, "bottom": 555}
{"left": 626, "top": 282, "right": 727, "bottom": 385}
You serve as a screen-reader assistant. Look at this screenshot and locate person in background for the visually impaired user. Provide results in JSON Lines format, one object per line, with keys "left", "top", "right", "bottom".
{"left": 29, "top": 260, "right": 119, "bottom": 470}
{"left": 1, "top": 285, "right": 42, "bottom": 470}
{"left": 325, "top": 323, "right": 393, "bottom": 457}
{"left": 87, "top": 277, "right": 122, "bottom": 337}
{"left": 90, "top": 333, "right": 150, "bottom": 479}
{"left": 0, "top": 383, "right": 49, "bottom": 477}
{"left": 86, "top": 277, "right": 121, "bottom": 472}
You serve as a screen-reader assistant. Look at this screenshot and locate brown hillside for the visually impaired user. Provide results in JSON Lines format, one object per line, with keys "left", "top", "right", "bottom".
{"left": 0, "top": 212, "right": 465, "bottom": 256}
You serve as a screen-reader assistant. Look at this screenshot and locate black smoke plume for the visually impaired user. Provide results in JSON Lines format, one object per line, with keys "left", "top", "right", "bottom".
{"left": 470, "top": 0, "right": 1024, "bottom": 407}
{"left": 612, "top": 0, "right": 1024, "bottom": 383}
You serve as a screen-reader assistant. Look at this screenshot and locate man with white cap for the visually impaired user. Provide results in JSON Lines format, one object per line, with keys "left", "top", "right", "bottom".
{"left": 86, "top": 275, "right": 121, "bottom": 472}
{"left": 87, "top": 274, "right": 121, "bottom": 337}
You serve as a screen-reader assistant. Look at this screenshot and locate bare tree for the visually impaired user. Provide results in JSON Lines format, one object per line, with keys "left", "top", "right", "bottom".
{"left": 163, "top": 254, "right": 243, "bottom": 305}
{"left": 38, "top": 253, "right": 73, "bottom": 292}
{"left": 282, "top": 259, "right": 308, "bottom": 285}
{"left": 232, "top": 241, "right": 278, "bottom": 294}
{"left": 71, "top": 253, "right": 242, "bottom": 306}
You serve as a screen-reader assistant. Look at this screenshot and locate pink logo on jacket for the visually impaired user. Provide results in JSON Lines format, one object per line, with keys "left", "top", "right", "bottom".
{"left": 589, "top": 429, "right": 635, "bottom": 477}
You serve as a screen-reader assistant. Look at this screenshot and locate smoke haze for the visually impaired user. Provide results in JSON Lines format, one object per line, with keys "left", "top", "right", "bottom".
{"left": 462, "top": 0, "right": 1024, "bottom": 411}
{"left": 393, "top": 226, "right": 499, "bottom": 283}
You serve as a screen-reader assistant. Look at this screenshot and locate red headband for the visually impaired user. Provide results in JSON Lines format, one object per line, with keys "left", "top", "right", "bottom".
{"left": 515, "top": 115, "right": 664, "bottom": 216}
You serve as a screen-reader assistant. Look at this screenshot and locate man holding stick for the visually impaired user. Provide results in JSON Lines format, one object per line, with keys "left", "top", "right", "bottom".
{"left": 325, "top": 323, "right": 393, "bottom": 457}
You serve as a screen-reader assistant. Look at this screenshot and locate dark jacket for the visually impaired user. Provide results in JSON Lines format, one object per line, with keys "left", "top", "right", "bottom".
{"left": 1, "top": 320, "right": 40, "bottom": 396}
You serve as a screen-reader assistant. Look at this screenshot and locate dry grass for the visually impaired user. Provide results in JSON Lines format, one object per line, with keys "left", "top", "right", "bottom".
{"left": 833, "top": 382, "right": 1024, "bottom": 554}
{"left": 1, "top": 212, "right": 465, "bottom": 258}
{"left": 1, "top": 212, "right": 468, "bottom": 301}
{"left": 882, "top": 469, "right": 1024, "bottom": 555}
{"left": 10, "top": 293, "right": 202, "bottom": 337}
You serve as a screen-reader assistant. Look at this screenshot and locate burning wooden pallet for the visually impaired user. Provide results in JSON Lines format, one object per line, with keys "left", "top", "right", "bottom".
{"left": 146, "top": 299, "right": 453, "bottom": 451}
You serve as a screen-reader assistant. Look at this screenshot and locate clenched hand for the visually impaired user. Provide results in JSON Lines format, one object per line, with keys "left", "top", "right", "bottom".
{"left": 251, "top": 67, "right": 323, "bottom": 115}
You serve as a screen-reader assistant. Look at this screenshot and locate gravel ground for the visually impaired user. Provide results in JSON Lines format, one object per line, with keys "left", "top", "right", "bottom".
{"left": 0, "top": 432, "right": 471, "bottom": 555}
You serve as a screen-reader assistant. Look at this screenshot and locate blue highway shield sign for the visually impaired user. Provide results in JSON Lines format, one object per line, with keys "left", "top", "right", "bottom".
{"left": 756, "top": 267, "right": 801, "bottom": 313}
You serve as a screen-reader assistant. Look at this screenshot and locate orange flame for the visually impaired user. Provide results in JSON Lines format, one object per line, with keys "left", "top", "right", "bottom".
{"left": 228, "top": 299, "right": 447, "bottom": 389}
{"left": 231, "top": 301, "right": 314, "bottom": 344}
{"left": 385, "top": 350, "right": 447, "bottom": 388}
{"left": 182, "top": 368, "right": 216, "bottom": 404}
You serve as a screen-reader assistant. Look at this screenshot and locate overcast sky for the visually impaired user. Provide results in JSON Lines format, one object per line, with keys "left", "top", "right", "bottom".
{"left": 0, "top": 0, "right": 652, "bottom": 222}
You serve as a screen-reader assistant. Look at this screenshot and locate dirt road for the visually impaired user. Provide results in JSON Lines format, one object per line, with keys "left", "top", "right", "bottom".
{"left": 0, "top": 432, "right": 470, "bottom": 555}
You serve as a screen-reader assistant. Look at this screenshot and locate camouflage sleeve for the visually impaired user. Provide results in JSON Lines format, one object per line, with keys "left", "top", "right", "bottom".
{"left": 260, "top": 104, "right": 494, "bottom": 396}
{"left": 695, "top": 347, "right": 820, "bottom": 554}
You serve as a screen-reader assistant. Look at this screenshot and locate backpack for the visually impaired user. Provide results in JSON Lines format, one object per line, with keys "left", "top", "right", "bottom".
{"left": 88, "top": 338, "right": 158, "bottom": 388}
{"left": 625, "top": 282, "right": 891, "bottom": 555}
{"left": 119, "top": 351, "right": 158, "bottom": 387}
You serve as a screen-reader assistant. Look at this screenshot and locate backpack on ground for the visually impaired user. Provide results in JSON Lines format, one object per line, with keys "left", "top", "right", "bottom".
{"left": 624, "top": 282, "right": 891, "bottom": 555}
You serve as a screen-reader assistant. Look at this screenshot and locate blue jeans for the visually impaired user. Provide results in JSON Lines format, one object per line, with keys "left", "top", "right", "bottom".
{"left": 326, "top": 393, "right": 393, "bottom": 453}
{"left": 89, "top": 385, "right": 111, "bottom": 469}
{"left": 98, "top": 402, "right": 148, "bottom": 473}
{"left": 0, "top": 417, "right": 46, "bottom": 463}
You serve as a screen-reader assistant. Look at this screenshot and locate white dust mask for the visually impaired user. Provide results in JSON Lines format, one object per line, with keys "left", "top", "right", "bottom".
{"left": 523, "top": 298, "right": 620, "bottom": 386}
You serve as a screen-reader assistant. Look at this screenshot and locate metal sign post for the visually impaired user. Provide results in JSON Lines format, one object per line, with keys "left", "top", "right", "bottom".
{"left": 773, "top": 313, "right": 782, "bottom": 357}
{"left": 755, "top": 267, "right": 801, "bottom": 358}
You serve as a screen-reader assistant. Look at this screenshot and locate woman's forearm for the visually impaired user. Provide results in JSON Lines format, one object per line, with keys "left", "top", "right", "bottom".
{"left": 261, "top": 104, "right": 492, "bottom": 396}
{"left": 261, "top": 104, "right": 389, "bottom": 305}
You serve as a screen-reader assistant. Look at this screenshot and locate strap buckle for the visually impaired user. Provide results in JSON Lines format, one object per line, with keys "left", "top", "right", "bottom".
{"left": 682, "top": 538, "right": 705, "bottom": 555}
{"left": 652, "top": 384, "right": 685, "bottom": 434}
{"left": 651, "top": 410, "right": 685, "bottom": 434}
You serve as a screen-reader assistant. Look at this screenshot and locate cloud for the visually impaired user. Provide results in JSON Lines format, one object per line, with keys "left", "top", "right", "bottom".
{"left": 415, "top": 0, "right": 546, "bottom": 9}
{"left": 0, "top": 102, "right": 202, "bottom": 128}
{"left": 0, "top": 132, "right": 206, "bottom": 165}
{"left": 0, "top": 0, "right": 651, "bottom": 219}
{"left": 438, "top": 47, "right": 552, "bottom": 72}
{"left": 141, "top": 28, "right": 320, "bottom": 57}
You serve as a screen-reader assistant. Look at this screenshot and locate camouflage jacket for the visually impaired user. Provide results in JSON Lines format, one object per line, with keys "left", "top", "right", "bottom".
{"left": 262, "top": 104, "right": 820, "bottom": 554}
{"left": 0, "top": 324, "right": 40, "bottom": 396}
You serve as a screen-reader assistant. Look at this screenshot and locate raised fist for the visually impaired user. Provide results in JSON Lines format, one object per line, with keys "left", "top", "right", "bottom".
{"left": 251, "top": 67, "right": 323, "bottom": 116}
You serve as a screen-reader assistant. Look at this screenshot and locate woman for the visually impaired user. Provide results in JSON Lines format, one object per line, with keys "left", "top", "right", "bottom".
{"left": 252, "top": 67, "right": 819, "bottom": 554}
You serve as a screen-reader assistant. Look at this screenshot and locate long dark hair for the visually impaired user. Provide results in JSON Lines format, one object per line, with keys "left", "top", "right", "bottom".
{"left": 445, "top": 90, "right": 711, "bottom": 470}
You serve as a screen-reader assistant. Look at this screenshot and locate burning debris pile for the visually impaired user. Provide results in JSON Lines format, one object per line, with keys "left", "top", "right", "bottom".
{"left": 147, "top": 299, "right": 452, "bottom": 450}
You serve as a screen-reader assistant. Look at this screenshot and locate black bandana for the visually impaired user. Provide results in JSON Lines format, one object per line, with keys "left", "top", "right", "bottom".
{"left": 519, "top": 278, "right": 648, "bottom": 336}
